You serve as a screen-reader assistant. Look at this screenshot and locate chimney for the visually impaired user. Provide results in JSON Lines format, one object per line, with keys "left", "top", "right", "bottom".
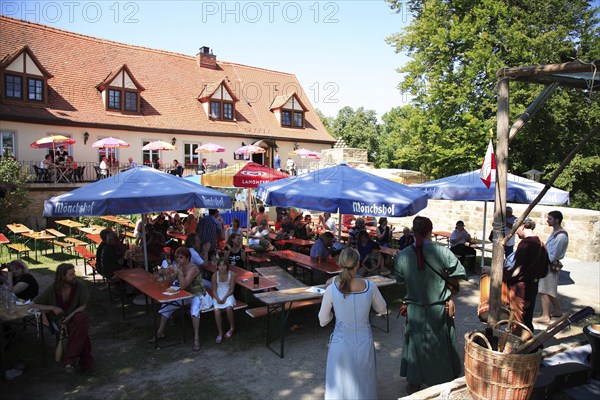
{"left": 197, "top": 46, "right": 217, "bottom": 69}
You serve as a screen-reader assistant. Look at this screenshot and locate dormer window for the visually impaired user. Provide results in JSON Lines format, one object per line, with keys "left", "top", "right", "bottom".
{"left": 0, "top": 46, "right": 52, "bottom": 103}
{"left": 270, "top": 93, "right": 307, "bottom": 129}
{"left": 198, "top": 80, "right": 238, "bottom": 121}
{"left": 97, "top": 65, "right": 144, "bottom": 114}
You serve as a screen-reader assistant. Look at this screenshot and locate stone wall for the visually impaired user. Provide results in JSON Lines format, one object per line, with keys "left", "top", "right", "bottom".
{"left": 388, "top": 200, "right": 599, "bottom": 262}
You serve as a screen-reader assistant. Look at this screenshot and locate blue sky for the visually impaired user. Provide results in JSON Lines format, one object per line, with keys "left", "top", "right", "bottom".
{"left": 1, "top": 0, "right": 412, "bottom": 119}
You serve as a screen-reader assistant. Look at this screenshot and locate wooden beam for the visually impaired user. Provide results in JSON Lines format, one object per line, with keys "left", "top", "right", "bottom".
{"left": 489, "top": 77, "right": 510, "bottom": 326}
{"left": 509, "top": 83, "right": 559, "bottom": 142}
{"left": 497, "top": 60, "right": 600, "bottom": 79}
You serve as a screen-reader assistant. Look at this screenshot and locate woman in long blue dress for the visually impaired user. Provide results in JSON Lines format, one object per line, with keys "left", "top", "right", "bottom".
{"left": 394, "top": 216, "right": 466, "bottom": 394}
{"left": 318, "top": 248, "right": 387, "bottom": 399}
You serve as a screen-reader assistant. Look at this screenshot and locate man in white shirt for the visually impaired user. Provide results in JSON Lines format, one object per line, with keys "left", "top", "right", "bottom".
{"left": 319, "top": 212, "right": 338, "bottom": 235}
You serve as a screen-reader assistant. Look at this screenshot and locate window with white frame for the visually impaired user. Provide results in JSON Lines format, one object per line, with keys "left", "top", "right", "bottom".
{"left": 0, "top": 131, "right": 15, "bottom": 157}
{"left": 142, "top": 140, "right": 159, "bottom": 166}
{"left": 184, "top": 143, "right": 200, "bottom": 165}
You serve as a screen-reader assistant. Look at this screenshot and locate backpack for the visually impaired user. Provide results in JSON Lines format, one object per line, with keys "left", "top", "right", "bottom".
{"left": 525, "top": 239, "right": 550, "bottom": 281}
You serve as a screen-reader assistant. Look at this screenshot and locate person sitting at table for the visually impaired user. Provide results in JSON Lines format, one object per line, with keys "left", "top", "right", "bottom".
{"left": 170, "top": 159, "right": 183, "bottom": 177}
{"left": 293, "top": 214, "right": 311, "bottom": 240}
{"left": 248, "top": 219, "right": 275, "bottom": 253}
{"left": 124, "top": 156, "right": 138, "bottom": 170}
{"left": 225, "top": 218, "right": 243, "bottom": 242}
{"left": 153, "top": 213, "right": 170, "bottom": 237}
{"left": 349, "top": 218, "right": 367, "bottom": 248}
{"left": 65, "top": 156, "right": 78, "bottom": 180}
{"left": 40, "top": 154, "right": 55, "bottom": 181}
{"left": 398, "top": 227, "right": 414, "bottom": 251}
{"left": 318, "top": 212, "right": 338, "bottom": 235}
{"left": 95, "top": 228, "right": 113, "bottom": 276}
{"left": 276, "top": 214, "right": 295, "bottom": 239}
{"left": 151, "top": 247, "right": 213, "bottom": 352}
{"left": 211, "top": 258, "right": 236, "bottom": 343}
{"left": 4, "top": 260, "right": 39, "bottom": 301}
{"left": 255, "top": 206, "right": 269, "bottom": 227}
{"left": 376, "top": 217, "right": 394, "bottom": 248}
{"left": 359, "top": 242, "right": 387, "bottom": 277}
{"left": 33, "top": 263, "right": 94, "bottom": 373}
{"left": 318, "top": 247, "right": 387, "bottom": 399}
{"left": 152, "top": 157, "right": 161, "bottom": 170}
{"left": 167, "top": 213, "right": 185, "bottom": 235}
{"left": 355, "top": 231, "right": 374, "bottom": 272}
{"left": 310, "top": 232, "right": 335, "bottom": 261}
{"left": 144, "top": 224, "right": 166, "bottom": 266}
{"left": 224, "top": 233, "right": 246, "bottom": 269}
{"left": 101, "top": 231, "right": 126, "bottom": 280}
{"left": 183, "top": 233, "right": 212, "bottom": 288}
{"left": 183, "top": 213, "right": 197, "bottom": 235}
{"left": 56, "top": 147, "right": 68, "bottom": 164}
{"left": 99, "top": 156, "right": 108, "bottom": 178}
{"left": 449, "top": 220, "right": 476, "bottom": 273}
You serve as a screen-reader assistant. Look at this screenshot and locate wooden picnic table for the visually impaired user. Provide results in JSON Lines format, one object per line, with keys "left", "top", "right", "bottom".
{"left": 269, "top": 233, "right": 315, "bottom": 248}
{"left": 55, "top": 220, "right": 84, "bottom": 236}
{"left": 6, "top": 223, "right": 30, "bottom": 235}
{"left": 269, "top": 250, "right": 342, "bottom": 276}
{"left": 167, "top": 232, "right": 188, "bottom": 243}
{"left": 114, "top": 268, "right": 193, "bottom": 348}
{"left": 252, "top": 274, "right": 396, "bottom": 358}
{"left": 100, "top": 216, "right": 136, "bottom": 229}
{"left": 256, "top": 266, "right": 306, "bottom": 290}
{"left": 21, "top": 231, "right": 55, "bottom": 261}
{"left": 432, "top": 230, "right": 452, "bottom": 244}
{"left": 44, "top": 228, "right": 65, "bottom": 238}
{"left": 78, "top": 226, "right": 103, "bottom": 235}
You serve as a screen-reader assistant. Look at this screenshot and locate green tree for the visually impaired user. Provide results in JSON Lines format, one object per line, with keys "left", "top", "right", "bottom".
{"left": 331, "top": 106, "right": 381, "bottom": 162}
{"left": 0, "top": 158, "right": 32, "bottom": 227}
{"left": 315, "top": 108, "right": 334, "bottom": 137}
{"left": 385, "top": 0, "right": 600, "bottom": 207}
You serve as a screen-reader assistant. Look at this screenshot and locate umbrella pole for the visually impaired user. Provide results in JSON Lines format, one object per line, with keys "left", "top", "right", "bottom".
{"left": 141, "top": 213, "right": 149, "bottom": 271}
{"left": 247, "top": 189, "right": 252, "bottom": 245}
{"left": 481, "top": 201, "right": 488, "bottom": 270}
{"left": 337, "top": 210, "right": 342, "bottom": 242}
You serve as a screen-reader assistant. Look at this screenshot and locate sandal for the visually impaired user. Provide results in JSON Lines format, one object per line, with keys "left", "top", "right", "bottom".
{"left": 215, "top": 335, "right": 222, "bottom": 344}
{"left": 225, "top": 329, "right": 234, "bottom": 339}
{"left": 148, "top": 334, "right": 166, "bottom": 344}
{"left": 64, "top": 364, "right": 75, "bottom": 374}
{"left": 193, "top": 339, "right": 201, "bottom": 352}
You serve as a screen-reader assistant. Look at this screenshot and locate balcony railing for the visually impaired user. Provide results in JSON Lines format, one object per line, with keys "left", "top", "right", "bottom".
{"left": 19, "top": 161, "right": 203, "bottom": 183}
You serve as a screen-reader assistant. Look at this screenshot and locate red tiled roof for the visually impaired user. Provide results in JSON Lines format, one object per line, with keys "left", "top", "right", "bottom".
{"left": 0, "top": 16, "right": 334, "bottom": 144}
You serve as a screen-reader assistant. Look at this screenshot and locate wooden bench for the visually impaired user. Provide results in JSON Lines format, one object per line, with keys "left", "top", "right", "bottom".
{"left": 51, "top": 240, "right": 74, "bottom": 254}
{"left": 245, "top": 298, "right": 321, "bottom": 319}
{"left": 6, "top": 243, "right": 31, "bottom": 259}
{"left": 65, "top": 237, "right": 88, "bottom": 247}
{"left": 0, "top": 233, "right": 10, "bottom": 256}
{"left": 73, "top": 246, "right": 98, "bottom": 282}
{"left": 247, "top": 254, "right": 271, "bottom": 271}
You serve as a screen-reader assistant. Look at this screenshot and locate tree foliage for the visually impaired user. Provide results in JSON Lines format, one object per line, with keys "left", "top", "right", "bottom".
{"left": 384, "top": 0, "right": 600, "bottom": 208}
{"left": 330, "top": 106, "right": 381, "bottom": 162}
{"left": 0, "top": 158, "right": 32, "bottom": 227}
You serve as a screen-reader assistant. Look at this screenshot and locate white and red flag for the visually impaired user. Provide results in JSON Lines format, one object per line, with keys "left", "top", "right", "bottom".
{"left": 479, "top": 139, "right": 496, "bottom": 188}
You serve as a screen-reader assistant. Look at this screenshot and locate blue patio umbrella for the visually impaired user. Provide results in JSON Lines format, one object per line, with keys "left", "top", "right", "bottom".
{"left": 257, "top": 163, "right": 429, "bottom": 217}
{"left": 412, "top": 170, "right": 569, "bottom": 205}
{"left": 44, "top": 166, "right": 231, "bottom": 217}
{"left": 412, "top": 169, "right": 569, "bottom": 266}
{"left": 44, "top": 166, "right": 232, "bottom": 271}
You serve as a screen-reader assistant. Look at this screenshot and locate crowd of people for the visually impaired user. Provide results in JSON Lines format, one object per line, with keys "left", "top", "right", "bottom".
{"left": 2, "top": 207, "right": 570, "bottom": 398}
